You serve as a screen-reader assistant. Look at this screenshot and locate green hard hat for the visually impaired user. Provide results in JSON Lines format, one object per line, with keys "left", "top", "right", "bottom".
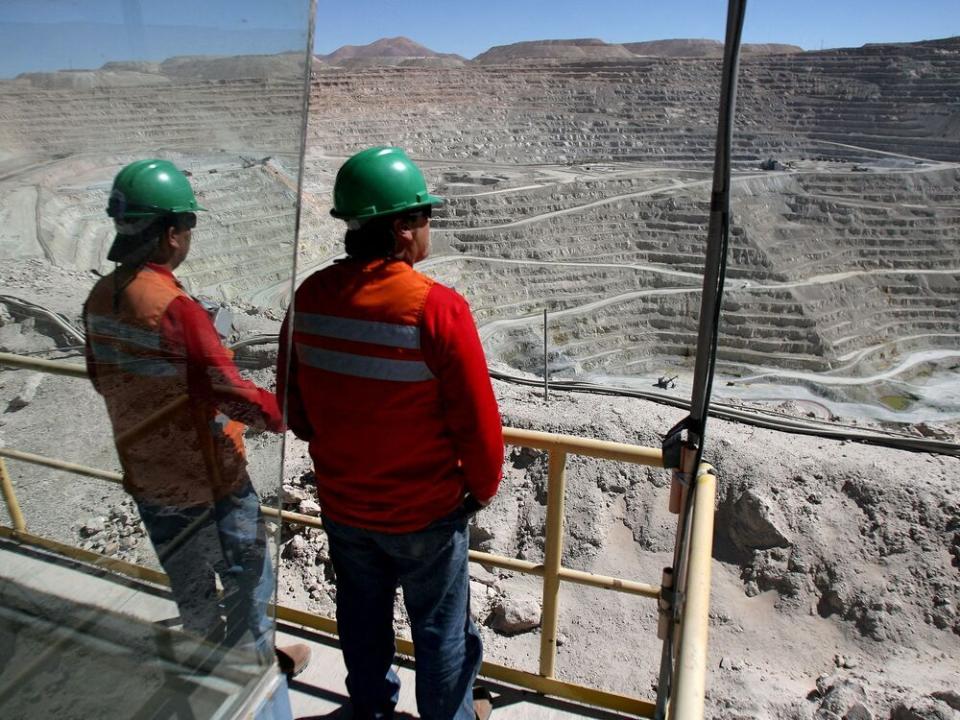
{"left": 106, "top": 159, "right": 206, "bottom": 220}
{"left": 330, "top": 147, "right": 443, "bottom": 222}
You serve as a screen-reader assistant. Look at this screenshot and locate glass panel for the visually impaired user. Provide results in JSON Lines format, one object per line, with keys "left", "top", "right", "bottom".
{"left": 297, "top": 3, "right": 958, "bottom": 715}
{"left": 0, "top": 1, "right": 313, "bottom": 717}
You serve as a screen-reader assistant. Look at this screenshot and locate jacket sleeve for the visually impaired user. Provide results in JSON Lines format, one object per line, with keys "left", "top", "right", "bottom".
{"left": 81, "top": 302, "right": 102, "bottom": 395}
{"left": 421, "top": 284, "right": 503, "bottom": 504}
{"left": 276, "top": 310, "right": 313, "bottom": 441}
{"left": 162, "top": 296, "right": 283, "bottom": 432}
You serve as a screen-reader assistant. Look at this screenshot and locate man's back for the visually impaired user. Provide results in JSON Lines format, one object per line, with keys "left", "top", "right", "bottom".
{"left": 280, "top": 147, "right": 499, "bottom": 719}
{"left": 281, "top": 257, "right": 502, "bottom": 532}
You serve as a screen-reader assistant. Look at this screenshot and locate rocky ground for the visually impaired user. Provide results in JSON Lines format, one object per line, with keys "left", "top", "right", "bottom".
{"left": 269, "top": 378, "right": 960, "bottom": 720}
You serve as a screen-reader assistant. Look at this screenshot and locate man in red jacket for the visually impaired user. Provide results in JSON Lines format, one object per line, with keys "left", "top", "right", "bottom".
{"left": 84, "top": 159, "right": 309, "bottom": 679}
{"left": 277, "top": 147, "right": 503, "bottom": 720}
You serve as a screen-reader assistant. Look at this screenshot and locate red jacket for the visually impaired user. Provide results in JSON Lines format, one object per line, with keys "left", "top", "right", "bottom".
{"left": 277, "top": 258, "right": 503, "bottom": 533}
{"left": 84, "top": 264, "right": 281, "bottom": 506}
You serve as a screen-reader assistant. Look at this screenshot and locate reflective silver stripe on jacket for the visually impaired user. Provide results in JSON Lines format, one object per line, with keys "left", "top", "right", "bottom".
{"left": 296, "top": 344, "right": 434, "bottom": 382}
{"left": 87, "top": 341, "right": 179, "bottom": 377}
{"left": 294, "top": 312, "right": 420, "bottom": 349}
{"left": 87, "top": 313, "right": 163, "bottom": 350}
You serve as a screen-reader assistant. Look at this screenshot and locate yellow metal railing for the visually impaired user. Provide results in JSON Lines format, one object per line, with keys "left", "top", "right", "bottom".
{"left": 671, "top": 466, "right": 716, "bottom": 720}
{"left": 0, "top": 351, "right": 715, "bottom": 718}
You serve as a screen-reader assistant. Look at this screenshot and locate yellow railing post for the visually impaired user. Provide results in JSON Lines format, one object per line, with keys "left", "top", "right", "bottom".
{"left": 538, "top": 448, "right": 568, "bottom": 678}
{"left": 670, "top": 465, "right": 716, "bottom": 720}
{"left": 0, "top": 457, "right": 27, "bottom": 532}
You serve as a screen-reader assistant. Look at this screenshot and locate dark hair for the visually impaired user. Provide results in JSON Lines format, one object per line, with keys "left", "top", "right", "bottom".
{"left": 114, "top": 213, "right": 191, "bottom": 264}
{"left": 112, "top": 213, "right": 193, "bottom": 308}
{"left": 343, "top": 215, "right": 397, "bottom": 260}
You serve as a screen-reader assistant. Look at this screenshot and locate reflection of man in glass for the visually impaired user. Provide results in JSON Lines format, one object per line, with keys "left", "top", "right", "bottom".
{"left": 82, "top": 159, "right": 309, "bottom": 675}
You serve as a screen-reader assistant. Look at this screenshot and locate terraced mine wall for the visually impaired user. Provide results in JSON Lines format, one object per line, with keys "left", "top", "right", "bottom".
{"left": 307, "top": 38, "right": 960, "bottom": 163}
{"left": 0, "top": 72, "right": 340, "bottom": 306}
{"left": 301, "top": 38, "right": 959, "bottom": 418}
{"left": 2, "top": 36, "right": 958, "bottom": 419}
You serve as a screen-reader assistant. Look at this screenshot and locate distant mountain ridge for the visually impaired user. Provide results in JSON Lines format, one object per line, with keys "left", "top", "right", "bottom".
{"left": 473, "top": 38, "right": 637, "bottom": 63}
{"left": 317, "top": 36, "right": 804, "bottom": 66}
{"left": 14, "top": 35, "right": 957, "bottom": 87}
{"left": 317, "top": 36, "right": 465, "bottom": 65}
{"left": 475, "top": 37, "right": 803, "bottom": 63}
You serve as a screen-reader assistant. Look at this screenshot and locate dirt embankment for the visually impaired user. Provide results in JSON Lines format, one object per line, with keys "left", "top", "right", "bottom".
{"left": 274, "top": 379, "right": 960, "bottom": 719}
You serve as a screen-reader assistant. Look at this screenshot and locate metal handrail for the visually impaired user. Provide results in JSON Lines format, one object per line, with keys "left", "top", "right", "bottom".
{"left": 0, "top": 351, "right": 714, "bottom": 717}
{"left": 0, "top": 444, "right": 662, "bottom": 601}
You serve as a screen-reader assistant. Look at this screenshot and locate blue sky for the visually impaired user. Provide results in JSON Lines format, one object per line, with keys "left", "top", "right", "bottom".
{"left": 1, "top": 0, "right": 958, "bottom": 77}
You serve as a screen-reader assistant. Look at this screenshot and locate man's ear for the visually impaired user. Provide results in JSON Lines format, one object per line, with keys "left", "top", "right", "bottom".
{"left": 160, "top": 225, "right": 176, "bottom": 251}
{"left": 153, "top": 224, "right": 179, "bottom": 261}
{"left": 392, "top": 215, "right": 410, "bottom": 233}
{"left": 392, "top": 216, "right": 412, "bottom": 242}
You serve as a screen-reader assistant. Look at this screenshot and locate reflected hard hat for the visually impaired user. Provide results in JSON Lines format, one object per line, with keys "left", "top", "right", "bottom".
{"left": 330, "top": 147, "right": 443, "bottom": 222}
{"left": 106, "top": 159, "right": 206, "bottom": 220}
{"left": 105, "top": 159, "right": 205, "bottom": 264}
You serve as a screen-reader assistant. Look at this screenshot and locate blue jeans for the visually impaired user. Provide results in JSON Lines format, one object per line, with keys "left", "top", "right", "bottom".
{"left": 324, "top": 508, "right": 482, "bottom": 720}
{"left": 136, "top": 481, "right": 274, "bottom": 660}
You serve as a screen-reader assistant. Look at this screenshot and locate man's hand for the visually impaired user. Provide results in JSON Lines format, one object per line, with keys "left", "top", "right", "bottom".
{"left": 462, "top": 494, "right": 489, "bottom": 515}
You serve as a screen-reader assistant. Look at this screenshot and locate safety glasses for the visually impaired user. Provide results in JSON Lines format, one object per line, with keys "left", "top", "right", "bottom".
{"left": 406, "top": 206, "right": 432, "bottom": 222}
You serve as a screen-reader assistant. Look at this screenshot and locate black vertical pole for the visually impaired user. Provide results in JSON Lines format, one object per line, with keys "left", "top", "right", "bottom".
{"left": 543, "top": 308, "right": 549, "bottom": 401}
{"left": 654, "top": 2, "right": 747, "bottom": 717}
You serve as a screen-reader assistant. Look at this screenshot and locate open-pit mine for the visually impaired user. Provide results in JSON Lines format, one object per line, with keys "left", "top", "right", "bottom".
{"left": 2, "top": 38, "right": 959, "bottom": 426}
{"left": 1, "top": 34, "right": 959, "bottom": 720}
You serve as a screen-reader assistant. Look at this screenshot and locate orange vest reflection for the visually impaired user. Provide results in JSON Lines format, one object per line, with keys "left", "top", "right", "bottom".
{"left": 85, "top": 267, "right": 247, "bottom": 507}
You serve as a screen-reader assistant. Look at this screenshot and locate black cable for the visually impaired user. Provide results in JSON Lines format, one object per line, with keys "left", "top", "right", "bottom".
{"left": 489, "top": 370, "right": 960, "bottom": 458}
{"left": 0, "top": 294, "right": 85, "bottom": 344}
{"left": 688, "top": 0, "right": 747, "bottom": 470}
{"left": 3, "top": 296, "right": 952, "bottom": 456}
{"left": 654, "top": 4, "right": 748, "bottom": 717}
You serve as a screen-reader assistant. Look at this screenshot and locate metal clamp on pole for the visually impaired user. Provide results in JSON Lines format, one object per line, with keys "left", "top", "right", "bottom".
{"left": 668, "top": 470, "right": 689, "bottom": 516}
{"left": 671, "top": 456, "right": 697, "bottom": 513}
{"left": 660, "top": 416, "right": 695, "bottom": 471}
